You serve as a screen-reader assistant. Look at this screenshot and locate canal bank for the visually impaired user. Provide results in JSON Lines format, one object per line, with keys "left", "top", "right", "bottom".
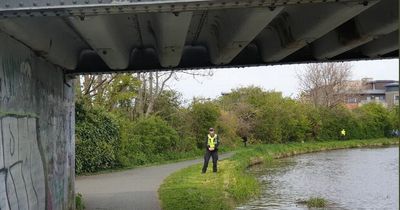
{"left": 158, "top": 138, "right": 399, "bottom": 210}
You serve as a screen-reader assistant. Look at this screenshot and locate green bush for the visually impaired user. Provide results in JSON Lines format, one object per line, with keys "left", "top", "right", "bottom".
{"left": 219, "top": 86, "right": 394, "bottom": 143}
{"left": 75, "top": 103, "right": 120, "bottom": 174}
{"left": 189, "top": 101, "right": 221, "bottom": 148}
{"left": 355, "top": 103, "right": 392, "bottom": 138}
{"left": 216, "top": 110, "right": 241, "bottom": 147}
{"left": 119, "top": 116, "right": 182, "bottom": 166}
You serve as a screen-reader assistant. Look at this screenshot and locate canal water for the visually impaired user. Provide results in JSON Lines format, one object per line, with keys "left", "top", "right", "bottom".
{"left": 237, "top": 147, "right": 398, "bottom": 210}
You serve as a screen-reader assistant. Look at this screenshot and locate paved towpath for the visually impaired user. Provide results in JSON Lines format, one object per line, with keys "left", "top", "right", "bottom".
{"left": 75, "top": 152, "right": 233, "bottom": 210}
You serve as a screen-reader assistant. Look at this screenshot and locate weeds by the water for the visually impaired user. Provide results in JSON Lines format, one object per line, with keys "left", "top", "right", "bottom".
{"left": 306, "top": 197, "right": 327, "bottom": 208}
{"left": 76, "top": 193, "right": 85, "bottom": 210}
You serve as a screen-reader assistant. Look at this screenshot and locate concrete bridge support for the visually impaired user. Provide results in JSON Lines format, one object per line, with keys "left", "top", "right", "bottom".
{"left": 0, "top": 31, "right": 75, "bottom": 209}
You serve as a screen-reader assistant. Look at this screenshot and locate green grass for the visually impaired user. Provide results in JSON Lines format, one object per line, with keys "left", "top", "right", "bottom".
{"left": 159, "top": 138, "right": 399, "bottom": 210}
{"left": 306, "top": 197, "right": 327, "bottom": 208}
{"left": 75, "top": 193, "right": 85, "bottom": 210}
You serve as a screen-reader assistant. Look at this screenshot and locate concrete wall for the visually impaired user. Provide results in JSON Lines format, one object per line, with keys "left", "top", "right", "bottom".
{"left": 0, "top": 31, "right": 75, "bottom": 209}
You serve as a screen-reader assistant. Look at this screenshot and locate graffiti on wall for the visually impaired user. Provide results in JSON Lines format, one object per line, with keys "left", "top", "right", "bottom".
{"left": 0, "top": 115, "right": 46, "bottom": 210}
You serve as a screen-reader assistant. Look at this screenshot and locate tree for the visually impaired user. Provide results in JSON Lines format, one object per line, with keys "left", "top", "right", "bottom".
{"left": 297, "top": 62, "right": 353, "bottom": 108}
{"left": 77, "top": 74, "right": 140, "bottom": 114}
{"left": 135, "top": 72, "right": 175, "bottom": 118}
{"left": 189, "top": 101, "right": 221, "bottom": 148}
{"left": 135, "top": 70, "right": 213, "bottom": 118}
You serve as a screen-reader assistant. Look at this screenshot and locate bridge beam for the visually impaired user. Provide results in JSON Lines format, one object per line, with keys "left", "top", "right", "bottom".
{"left": 257, "top": 1, "right": 377, "bottom": 62}
{"left": 69, "top": 15, "right": 140, "bottom": 69}
{"left": 313, "top": 0, "right": 398, "bottom": 59}
{"left": 361, "top": 30, "right": 399, "bottom": 58}
{"left": 149, "top": 12, "right": 193, "bottom": 67}
{"left": 0, "top": 17, "right": 87, "bottom": 69}
{"left": 0, "top": 0, "right": 366, "bottom": 18}
{"left": 202, "top": 7, "right": 283, "bottom": 65}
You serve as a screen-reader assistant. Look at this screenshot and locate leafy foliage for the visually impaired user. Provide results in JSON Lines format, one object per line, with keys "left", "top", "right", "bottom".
{"left": 189, "top": 101, "right": 221, "bottom": 148}
{"left": 76, "top": 85, "right": 397, "bottom": 174}
{"left": 75, "top": 102, "right": 120, "bottom": 174}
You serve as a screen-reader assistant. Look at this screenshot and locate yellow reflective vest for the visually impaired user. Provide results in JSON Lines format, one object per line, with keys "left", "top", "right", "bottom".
{"left": 208, "top": 134, "right": 218, "bottom": 149}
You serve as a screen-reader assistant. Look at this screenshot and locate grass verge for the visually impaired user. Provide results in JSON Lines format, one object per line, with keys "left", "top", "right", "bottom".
{"left": 159, "top": 138, "right": 398, "bottom": 210}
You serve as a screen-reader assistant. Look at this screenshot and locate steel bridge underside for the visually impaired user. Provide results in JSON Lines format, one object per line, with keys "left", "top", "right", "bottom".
{"left": 0, "top": 0, "right": 398, "bottom": 74}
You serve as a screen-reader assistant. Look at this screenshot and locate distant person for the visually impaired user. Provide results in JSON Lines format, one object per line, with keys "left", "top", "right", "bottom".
{"left": 391, "top": 129, "right": 399, "bottom": 137}
{"left": 241, "top": 136, "right": 248, "bottom": 147}
{"left": 202, "top": 128, "right": 220, "bottom": 173}
{"left": 340, "top": 129, "right": 346, "bottom": 140}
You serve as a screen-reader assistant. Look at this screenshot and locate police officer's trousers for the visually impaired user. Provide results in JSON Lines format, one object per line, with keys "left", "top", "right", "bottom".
{"left": 202, "top": 150, "right": 218, "bottom": 173}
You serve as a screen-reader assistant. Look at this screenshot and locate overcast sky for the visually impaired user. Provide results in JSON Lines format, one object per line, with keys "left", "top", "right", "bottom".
{"left": 170, "top": 59, "right": 399, "bottom": 101}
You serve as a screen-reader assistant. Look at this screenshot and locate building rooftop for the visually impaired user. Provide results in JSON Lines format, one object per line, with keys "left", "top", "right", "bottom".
{"left": 361, "top": 89, "right": 386, "bottom": 95}
{"left": 384, "top": 82, "right": 399, "bottom": 87}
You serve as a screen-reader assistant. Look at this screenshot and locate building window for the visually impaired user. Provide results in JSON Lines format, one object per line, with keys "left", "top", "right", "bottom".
{"left": 395, "top": 95, "right": 399, "bottom": 101}
{"left": 347, "top": 98, "right": 357, "bottom": 103}
{"left": 379, "top": 96, "right": 385, "bottom": 100}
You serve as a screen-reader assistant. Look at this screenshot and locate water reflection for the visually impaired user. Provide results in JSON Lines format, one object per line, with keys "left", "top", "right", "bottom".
{"left": 237, "top": 147, "right": 399, "bottom": 210}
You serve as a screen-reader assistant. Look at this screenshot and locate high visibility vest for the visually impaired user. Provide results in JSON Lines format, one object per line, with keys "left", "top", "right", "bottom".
{"left": 341, "top": 129, "right": 346, "bottom": 136}
{"left": 208, "top": 134, "right": 217, "bottom": 149}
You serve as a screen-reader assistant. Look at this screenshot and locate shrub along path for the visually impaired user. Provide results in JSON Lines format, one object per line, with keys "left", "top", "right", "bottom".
{"left": 75, "top": 152, "right": 234, "bottom": 210}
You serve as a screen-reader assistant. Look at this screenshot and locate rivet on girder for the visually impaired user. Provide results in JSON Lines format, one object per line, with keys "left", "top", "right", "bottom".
{"left": 5, "top": 4, "right": 9, "bottom": 8}
{"left": 19, "top": 2, "right": 24, "bottom": 7}
{"left": 33, "top": 2, "right": 37, "bottom": 6}
{"left": 60, "top": 1, "right": 65, "bottom": 5}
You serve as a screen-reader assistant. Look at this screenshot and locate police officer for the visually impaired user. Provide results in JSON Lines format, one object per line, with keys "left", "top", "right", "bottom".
{"left": 340, "top": 129, "right": 346, "bottom": 140}
{"left": 202, "top": 128, "right": 220, "bottom": 173}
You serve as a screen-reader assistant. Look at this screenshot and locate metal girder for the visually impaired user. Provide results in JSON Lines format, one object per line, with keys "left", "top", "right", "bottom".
{"left": 0, "top": 0, "right": 397, "bottom": 74}
{"left": 0, "top": 0, "right": 369, "bottom": 19}
{"left": 0, "top": 17, "right": 88, "bottom": 69}
{"left": 200, "top": 7, "right": 283, "bottom": 65}
{"left": 361, "top": 30, "right": 399, "bottom": 58}
{"left": 256, "top": 0, "right": 377, "bottom": 62}
{"left": 68, "top": 14, "right": 139, "bottom": 69}
{"left": 313, "top": 0, "right": 398, "bottom": 59}
{"left": 150, "top": 12, "right": 193, "bottom": 67}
